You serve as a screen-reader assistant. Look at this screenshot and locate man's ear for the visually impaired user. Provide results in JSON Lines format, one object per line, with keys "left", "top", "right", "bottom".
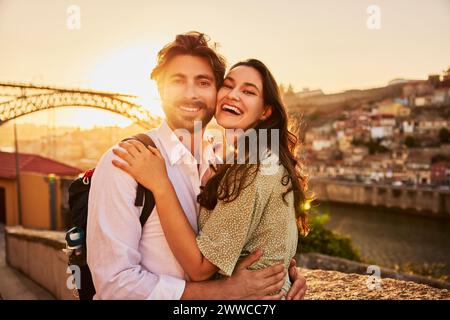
{"left": 260, "top": 106, "right": 273, "bottom": 121}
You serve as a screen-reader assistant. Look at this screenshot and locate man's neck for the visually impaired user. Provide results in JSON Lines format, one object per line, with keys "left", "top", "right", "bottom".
{"left": 166, "top": 122, "right": 207, "bottom": 156}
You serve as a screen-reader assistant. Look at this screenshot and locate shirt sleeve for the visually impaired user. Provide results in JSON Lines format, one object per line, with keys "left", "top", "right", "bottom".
{"left": 86, "top": 146, "right": 185, "bottom": 300}
{"left": 196, "top": 169, "right": 270, "bottom": 276}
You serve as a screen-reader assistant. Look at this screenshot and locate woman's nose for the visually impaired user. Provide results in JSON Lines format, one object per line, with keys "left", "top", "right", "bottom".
{"left": 227, "top": 88, "right": 240, "bottom": 101}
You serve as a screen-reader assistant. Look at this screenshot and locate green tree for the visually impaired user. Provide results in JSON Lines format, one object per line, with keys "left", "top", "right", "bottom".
{"left": 404, "top": 136, "right": 417, "bottom": 148}
{"left": 431, "top": 153, "right": 450, "bottom": 164}
{"left": 366, "top": 138, "right": 390, "bottom": 154}
{"left": 286, "top": 83, "right": 295, "bottom": 96}
{"left": 439, "top": 128, "right": 450, "bottom": 144}
{"left": 298, "top": 213, "right": 361, "bottom": 261}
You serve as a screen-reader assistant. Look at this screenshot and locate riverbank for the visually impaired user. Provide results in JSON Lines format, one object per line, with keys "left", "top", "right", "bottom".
{"left": 310, "top": 178, "right": 450, "bottom": 217}
{"left": 322, "top": 200, "right": 450, "bottom": 220}
{"left": 319, "top": 202, "right": 450, "bottom": 279}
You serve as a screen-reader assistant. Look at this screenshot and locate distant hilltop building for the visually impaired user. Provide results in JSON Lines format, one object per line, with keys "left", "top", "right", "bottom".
{"left": 388, "top": 79, "right": 410, "bottom": 85}
{"left": 373, "top": 100, "right": 411, "bottom": 117}
{"left": 441, "top": 67, "right": 450, "bottom": 87}
{"left": 427, "top": 75, "right": 441, "bottom": 88}
{"left": 285, "top": 65, "right": 450, "bottom": 118}
{"left": 295, "top": 88, "right": 324, "bottom": 99}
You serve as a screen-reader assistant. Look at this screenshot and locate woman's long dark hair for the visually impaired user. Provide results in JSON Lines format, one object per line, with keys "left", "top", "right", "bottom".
{"left": 197, "top": 59, "right": 309, "bottom": 234}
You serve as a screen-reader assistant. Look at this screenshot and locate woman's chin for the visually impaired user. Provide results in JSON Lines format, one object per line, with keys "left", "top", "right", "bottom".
{"left": 216, "top": 115, "right": 245, "bottom": 130}
{"left": 216, "top": 118, "right": 234, "bottom": 130}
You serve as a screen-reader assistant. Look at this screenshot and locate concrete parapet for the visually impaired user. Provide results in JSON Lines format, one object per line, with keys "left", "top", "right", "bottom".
{"left": 5, "top": 226, "right": 76, "bottom": 300}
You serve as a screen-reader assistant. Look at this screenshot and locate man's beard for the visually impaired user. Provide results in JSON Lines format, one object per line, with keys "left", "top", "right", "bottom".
{"left": 167, "top": 98, "right": 214, "bottom": 131}
{"left": 174, "top": 98, "right": 207, "bottom": 110}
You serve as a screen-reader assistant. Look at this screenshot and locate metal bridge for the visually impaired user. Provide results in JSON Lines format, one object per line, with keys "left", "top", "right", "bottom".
{"left": 0, "top": 82, "right": 161, "bottom": 129}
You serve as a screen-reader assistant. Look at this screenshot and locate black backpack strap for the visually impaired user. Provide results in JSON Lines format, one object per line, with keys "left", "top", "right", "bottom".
{"left": 139, "top": 188, "right": 155, "bottom": 227}
{"left": 122, "top": 133, "right": 158, "bottom": 227}
{"left": 122, "top": 133, "right": 156, "bottom": 149}
{"left": 135, "top": 183, "right": 145, "bottom": 207}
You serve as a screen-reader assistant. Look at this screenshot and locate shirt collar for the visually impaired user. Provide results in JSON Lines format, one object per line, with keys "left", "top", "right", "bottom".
{"left": 156, "top": 120, "right": 217, "bottom": 167}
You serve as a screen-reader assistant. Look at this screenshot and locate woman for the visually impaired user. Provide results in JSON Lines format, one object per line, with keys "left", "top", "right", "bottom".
{"left": 112, "top": 59, "right": 309, "bottom": 296}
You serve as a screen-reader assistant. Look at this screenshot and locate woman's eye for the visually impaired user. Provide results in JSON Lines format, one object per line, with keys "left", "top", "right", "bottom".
{"left": 243, "top": 90, "right": 256, "bottom": 95}
{"left": 222, "top": 84, "right": 232, "bottom": 89}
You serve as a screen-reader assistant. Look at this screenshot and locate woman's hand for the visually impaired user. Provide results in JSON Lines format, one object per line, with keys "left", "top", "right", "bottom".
{"left": 111, "top": 139, "right": 170, "bottom": 195}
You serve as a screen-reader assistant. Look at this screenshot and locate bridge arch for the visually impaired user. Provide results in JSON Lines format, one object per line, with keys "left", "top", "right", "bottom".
{"left": 0, "top": 83, "right": 161, "bottom": 129}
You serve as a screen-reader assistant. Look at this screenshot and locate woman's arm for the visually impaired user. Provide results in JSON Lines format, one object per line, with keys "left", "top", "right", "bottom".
{"left": 152, "top": 179, "right": 219, "bottom": 281}
{"left": 111, "top": 139, "right": 219, "bottom": 281}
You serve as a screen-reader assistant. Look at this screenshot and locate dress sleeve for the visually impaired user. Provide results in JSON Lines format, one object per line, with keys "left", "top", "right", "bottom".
{"left": 196, "top": 168, "right": 273, "bottom": 276}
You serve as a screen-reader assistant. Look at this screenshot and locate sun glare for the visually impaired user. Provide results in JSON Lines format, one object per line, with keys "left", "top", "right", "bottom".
{"left": 87, "top": 43, "right": 165, "bottom": 124}
{"left": 14, "top": 43, "right": 166, "bottom": 129}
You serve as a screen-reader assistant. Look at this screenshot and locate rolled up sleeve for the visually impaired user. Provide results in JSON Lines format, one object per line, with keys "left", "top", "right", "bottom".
{"left": 87, "top": 146, "right": 185, "bottom": 300}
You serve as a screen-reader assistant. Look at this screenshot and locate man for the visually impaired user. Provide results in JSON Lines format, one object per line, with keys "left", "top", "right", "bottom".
{"left": 87, "top": 31, "right": 307, "bottom": 300}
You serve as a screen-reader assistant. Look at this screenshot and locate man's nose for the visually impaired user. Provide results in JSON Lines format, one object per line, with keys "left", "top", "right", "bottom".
{"left": 184, "top": 81, "right": 198, "bottom": 99}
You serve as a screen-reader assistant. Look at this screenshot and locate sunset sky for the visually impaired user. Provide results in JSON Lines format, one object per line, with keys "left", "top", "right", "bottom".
{"left": 0, "top": 0, "right": 449, "bottom": 128}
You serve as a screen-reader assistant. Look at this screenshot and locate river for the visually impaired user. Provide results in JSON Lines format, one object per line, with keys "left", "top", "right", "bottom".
{"left": 319, "top": 202, "right": 450, "bottom": 278}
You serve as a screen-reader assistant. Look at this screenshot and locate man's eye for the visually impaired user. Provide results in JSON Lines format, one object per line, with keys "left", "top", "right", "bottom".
{"left": 172, "top": 79, "right": 184, "bottom": 84}
{"left": 200, "top": 81, "right": 211, "bottom": 87}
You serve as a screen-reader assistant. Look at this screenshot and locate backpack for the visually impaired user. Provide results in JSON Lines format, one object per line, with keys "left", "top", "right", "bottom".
{"left": 65, "top": 133, "right": 157, "bottom": 300}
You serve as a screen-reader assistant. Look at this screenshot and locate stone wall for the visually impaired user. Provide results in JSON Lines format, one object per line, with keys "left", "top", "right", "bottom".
{"left": 310, "top": 178, "right": 450, "bottom": 216}
{"left": 4, "top": 226, "right": 449, "bottom": 300}
{"left": 297, "top": 252, "right": 450, "bottom": 290}
{"left": 5, "top": 226, "right": 76, "bottom": 300}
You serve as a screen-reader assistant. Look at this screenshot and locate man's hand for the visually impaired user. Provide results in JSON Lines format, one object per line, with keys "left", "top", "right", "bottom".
{"left": 224, "top": 250, "right": 287, "bottom": 300}
{"left": 286, "top": 258, "right": 307, "bottom": 300}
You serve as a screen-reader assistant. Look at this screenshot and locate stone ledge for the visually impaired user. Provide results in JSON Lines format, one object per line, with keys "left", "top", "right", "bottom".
{"left": 4, "top": 226, "right": 450, "bottom": 300}
{"left": 297, "top": 252, "right": 450, "bottom": 290}
{"left": 4, "top": 226, "right": 74, "bottom": 300}
{"left": 302, "top": 269, "right": 450, "bottom": 300}
{"left": 5, "top": 226, "right": 66, "bottom": 251}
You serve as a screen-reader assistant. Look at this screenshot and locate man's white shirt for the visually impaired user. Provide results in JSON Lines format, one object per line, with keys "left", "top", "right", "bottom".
{"left": 87, "top": 121, "right": 217, "bottom": 300}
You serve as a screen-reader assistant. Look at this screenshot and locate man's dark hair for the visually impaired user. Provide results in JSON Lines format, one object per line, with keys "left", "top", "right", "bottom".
{"left": 150, "top": 31, "right": 226, "bottom": 88}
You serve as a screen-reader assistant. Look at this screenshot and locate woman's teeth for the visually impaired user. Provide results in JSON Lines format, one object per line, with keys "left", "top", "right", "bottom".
{"left": 222, "top": 104, "right": 242, "bottom": 115}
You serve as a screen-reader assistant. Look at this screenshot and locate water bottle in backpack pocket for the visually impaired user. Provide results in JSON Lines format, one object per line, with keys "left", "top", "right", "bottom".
{"left": 64, "top": 134, "right": 157, "bottom": 300}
